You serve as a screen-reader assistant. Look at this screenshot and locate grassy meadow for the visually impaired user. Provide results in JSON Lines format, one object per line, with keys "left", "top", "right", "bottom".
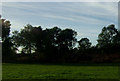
{"left": 2, "top": 63, "right": 120, "bottom": 80}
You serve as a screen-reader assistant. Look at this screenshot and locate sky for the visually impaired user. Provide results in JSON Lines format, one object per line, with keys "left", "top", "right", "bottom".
{"left": 1, "top": 2, "right": 118, "bottom": 45}
{"left": 118, "top": 1, "right": 120, "bottom": 30}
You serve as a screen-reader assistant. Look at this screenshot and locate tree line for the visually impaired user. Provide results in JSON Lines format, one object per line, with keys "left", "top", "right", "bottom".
{"left": 1, "top": 17, "right": 120, "bottom": 63}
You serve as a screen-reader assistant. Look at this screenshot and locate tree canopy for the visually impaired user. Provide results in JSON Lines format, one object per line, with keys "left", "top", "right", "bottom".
{"left": 78, "top": 38, "right": 91, "bottom": 49}
{"left": 2, "top": 18, "right": 120, "bottom": 63}
{"left": 97, "top": 24, "right": 118, "bottom": 48}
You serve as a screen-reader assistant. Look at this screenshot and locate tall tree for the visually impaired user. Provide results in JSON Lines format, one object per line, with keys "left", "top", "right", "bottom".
{"left": 1, "top": 19, "right": 11, "bottom": 41}
{"left": 0, "top": 18, "right": 13, "bottom": 58}
{"left": 12, "top": 24, "right": 37, "bottom": 54}
{"left": 78, "top": 38, "right": 91, "bottom": 49}
{"left": 40, "top": 27, "right": 61, "bottom": 61}
{"left": 42, "top": 27, "right": 61, "bottom": 49}
{"left": 29, "top": 26, "right": 42, "bottom": 52}
{"left": 57, "top": 29, "right": 77, "bottom": 51}
{"left": 113, "top": 30, "right": 120, "bottom": 44}
{"left": 97, "top": 24, "right": 118, "bottom": 48}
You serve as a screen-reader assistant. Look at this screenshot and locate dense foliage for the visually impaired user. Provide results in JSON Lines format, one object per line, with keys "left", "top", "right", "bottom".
{"left": 1, "top": 17, "right": 120, "bottom": 63}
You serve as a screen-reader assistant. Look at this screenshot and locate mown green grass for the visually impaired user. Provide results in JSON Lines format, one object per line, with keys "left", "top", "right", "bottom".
{"left": 2, "top": 63, "right": 119, "bottom": 79}
{"left": 0, "top": 63, "right": 2, "bottom": 80}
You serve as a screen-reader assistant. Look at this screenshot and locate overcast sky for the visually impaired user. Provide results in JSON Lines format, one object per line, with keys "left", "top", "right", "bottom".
{"left": 2, "top": 2, "right": 118, "bottom": 45}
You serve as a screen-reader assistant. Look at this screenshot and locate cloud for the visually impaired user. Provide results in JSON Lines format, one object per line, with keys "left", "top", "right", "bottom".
{"left": 2, "top": 0, "right": 119, "bottom": 2}
{"left": 2, "top": 2, "right": 118, "bottom": 45}
{"left": 0, "top": 2, "right": 2, "bottom": 14}
{"left": 2, "top": 2, "right": 118, "bottom": 28}
{"left": 2, "top": 3, "right": 117, "bottom": 26}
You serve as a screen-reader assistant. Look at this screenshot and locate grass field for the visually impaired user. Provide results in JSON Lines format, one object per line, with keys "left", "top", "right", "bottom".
{"left": 2, "top": 63, "right": 120, "bottom": 80}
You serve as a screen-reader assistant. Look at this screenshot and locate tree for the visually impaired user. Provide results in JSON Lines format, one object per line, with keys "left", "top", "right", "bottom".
{"left": 113, "top": 30, "right": 120, "bottom": 44}
{"left": 97, "top": 24, "right": 118, "bottom": 48}
{"left": 57, "top": 28, "right": 77, "bottom": 53}
{"left": 12, "top": 24, "right": 37, "bottom": 54}
{"left": 0, "top": 18, "right": 13, "bottom": 59}
{"left": 42, "top": 27, "right": 61, "bottom": 48}
{"left": 1, "top": 19, "right": 11, "bottom": 41}
{"left": 29, "top": 26, "right": 42, "bottom": 52}
{"left": 78, "top": 38, "right": 91, "bottom": 49}
{"left": 39, "top": 27, "right": 61, "bottom": 61}
{"left": 12, "top": 30, "right": 23, "bottom": 53}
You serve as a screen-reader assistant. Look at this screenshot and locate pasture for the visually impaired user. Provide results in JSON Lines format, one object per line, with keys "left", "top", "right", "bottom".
{"left": 2, "top": 63, "right": 119, "bottom": 80}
